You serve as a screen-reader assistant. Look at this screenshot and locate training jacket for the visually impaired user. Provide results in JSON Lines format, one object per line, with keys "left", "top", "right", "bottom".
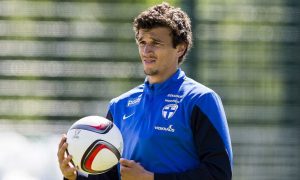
{"left": 74, "top": 69, "right": 233, "bottom": 180}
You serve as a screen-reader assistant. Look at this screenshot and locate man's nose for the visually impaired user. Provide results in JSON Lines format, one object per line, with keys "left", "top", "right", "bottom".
{"left": 143, "top": 44, "right": 154, "bottom": 54}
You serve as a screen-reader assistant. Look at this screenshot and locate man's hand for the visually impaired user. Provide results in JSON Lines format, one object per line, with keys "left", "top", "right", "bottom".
{"left": 120, "top": 158, "right": 154, "bottom": 180}
{"left": 57, "top": 134, "right": 77, "bottom": 180}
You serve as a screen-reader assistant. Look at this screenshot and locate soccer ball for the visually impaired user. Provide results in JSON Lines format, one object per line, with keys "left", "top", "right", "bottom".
{"left": 66, "top": 116, "right": 123, "bottom": 174}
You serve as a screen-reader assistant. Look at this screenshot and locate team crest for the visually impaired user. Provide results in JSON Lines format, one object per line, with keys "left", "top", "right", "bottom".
{"left": 162, "top": 104, "right": 178, "bottom": 120}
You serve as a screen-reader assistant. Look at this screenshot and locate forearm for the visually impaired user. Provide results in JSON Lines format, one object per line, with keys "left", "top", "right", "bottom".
{"left": 63, "top": 171, "right": 87, "bottom": 180}
{"left": 63, "top": 166, "right": 119, "bottom": 180}
{"left": 154, "top": 153, "right": 231, "bottom": 180}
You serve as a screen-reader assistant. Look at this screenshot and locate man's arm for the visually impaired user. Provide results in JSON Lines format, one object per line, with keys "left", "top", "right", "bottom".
{"left": 155, "top": 93, "right": 233, "bottom": 180}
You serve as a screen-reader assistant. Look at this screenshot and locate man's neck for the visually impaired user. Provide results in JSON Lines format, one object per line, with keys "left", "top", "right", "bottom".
{"left": 147, "top": 68, "right": 178, "bottom": 84}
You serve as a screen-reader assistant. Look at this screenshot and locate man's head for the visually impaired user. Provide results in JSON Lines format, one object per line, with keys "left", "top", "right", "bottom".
{"left": 133, "top": 2, "right": 192, "bottom": 65}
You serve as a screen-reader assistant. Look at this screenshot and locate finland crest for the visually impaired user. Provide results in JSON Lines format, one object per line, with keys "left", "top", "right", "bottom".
{"left": 162, "top": 104, "right": 178, "bottom": 120}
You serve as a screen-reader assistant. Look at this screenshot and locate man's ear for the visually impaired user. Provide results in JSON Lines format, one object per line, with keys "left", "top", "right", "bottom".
{"left": 176, "top": 43, "right": 187, "bottom": 58}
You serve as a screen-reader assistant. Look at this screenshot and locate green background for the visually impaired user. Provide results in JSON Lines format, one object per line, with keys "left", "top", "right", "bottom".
{"left": 0, "top": 0, "right": 299, "bottom": 179}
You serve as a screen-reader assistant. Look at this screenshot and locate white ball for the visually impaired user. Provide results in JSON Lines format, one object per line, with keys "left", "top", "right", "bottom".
{"left": 66, "top": 116, "right": 123, "bottom": 175}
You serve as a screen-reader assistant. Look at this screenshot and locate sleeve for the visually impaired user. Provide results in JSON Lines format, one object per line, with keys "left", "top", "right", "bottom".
{"left": 76, "top": 166, "right": 119, "bottom": 180}
{"left": 63, "top": 166, "right": 119, "bottom": 180}
{"left": 154, "top": 92, "right": 233, "bottom": 180}
{"left": 106, "top": 110, "right": 113, "bottom": 122}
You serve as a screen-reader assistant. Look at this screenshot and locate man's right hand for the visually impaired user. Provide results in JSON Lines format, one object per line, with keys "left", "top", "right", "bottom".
{"left": 57, "top": 134, "right": 77, "bottom": 180}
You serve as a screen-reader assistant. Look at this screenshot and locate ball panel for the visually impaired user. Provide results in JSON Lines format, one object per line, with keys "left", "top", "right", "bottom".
{"left": 70, "top": 116, "right": 111, "bottom": 128}
{"left": 66, "top": 129, "right": 101, "bottom": 171}
{"left": 92, "top": 148, "right": 118, "bottom": 170}
{"left": 70, "top": 120, "right": 113, "bottom": 134}
{"left": 82, "top": 140, "right": 121, "bottom": 173}
{"left": 84, "top": 144, "right": 107, "bottom": 172}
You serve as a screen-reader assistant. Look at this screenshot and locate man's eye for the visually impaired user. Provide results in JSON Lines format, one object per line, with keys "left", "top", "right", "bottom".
{"left": 139, "top": 41, "right": 146, "bottom": 46}
{"left": 152, "top": 42, "right": 161, "bottom": 46}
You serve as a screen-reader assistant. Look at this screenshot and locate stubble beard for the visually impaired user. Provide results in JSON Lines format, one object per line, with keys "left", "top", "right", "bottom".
{"left": 144, "top": 68, "right": 159, "bottom": 76}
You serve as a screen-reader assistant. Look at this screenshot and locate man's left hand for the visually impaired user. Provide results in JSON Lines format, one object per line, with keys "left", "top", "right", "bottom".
{"left": 120, "top": 158, "right": 154, "bottom": 180}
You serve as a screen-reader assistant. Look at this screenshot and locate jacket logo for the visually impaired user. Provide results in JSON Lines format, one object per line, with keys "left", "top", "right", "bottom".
{"left": 162, "top": 104, "right": 178, "bottom": 120}
{"left": 154, "top": 125, "right": 175, "bottom": 132}
{"left": 122, "top": 113, "right": 135, "bottom": 120}
{"left": 127, "top": 96, "right": 141, "bottom": 107}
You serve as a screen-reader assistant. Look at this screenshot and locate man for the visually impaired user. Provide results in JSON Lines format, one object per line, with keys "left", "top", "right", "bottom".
{"left": 58, "top": 2, "right": 233, "bottom": 180}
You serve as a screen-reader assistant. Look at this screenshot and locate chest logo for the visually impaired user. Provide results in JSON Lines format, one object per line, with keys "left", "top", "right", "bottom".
{"left": 154, "top": 125, "right": 175, "bottom": 132}
{"left": 122, "top": 113, "right": 135, "bottom": 120}
{"left": 127, "top": 96, "right": 141, "bottom": 107}
{"left": 162, "top": 104, "right": 178, "bottom": 120}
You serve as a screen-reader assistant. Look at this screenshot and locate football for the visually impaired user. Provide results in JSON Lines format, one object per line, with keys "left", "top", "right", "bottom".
{"left": 66, "top": 116, "right": 123, "bottom": 174}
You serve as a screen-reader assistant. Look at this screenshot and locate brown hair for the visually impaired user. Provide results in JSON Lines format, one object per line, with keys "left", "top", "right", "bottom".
{"left": 133, "top": 2, "right": 192, "bottom": 64}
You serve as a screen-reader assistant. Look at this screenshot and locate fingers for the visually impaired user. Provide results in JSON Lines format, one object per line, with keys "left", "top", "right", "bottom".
{"left": 57, "top": 134, "right": 67, "bottom": 164}
{"left": 120, "top": 158, "right": 136, "bottom": 167}
{"left": 58, "top": 134, "right": 67, "bottom": 149}
{"left": 120, "top": 159, "right": 132, "bottom": 178}
{"left": 120, "top": 159, "right": 154, "bottom": 180}
{"left": 62, "top": 160, "right": 77, "bottom": 180}
{"left": 64, "top": 167, "right": 77, "bottom": 178}
{"left": 57, "top": 134, "right": 77, "bottom": 180}
{"left": 61, "top": 154, "right": 73, "bottom": 169}
{"left": 120, "top": 164, "right": 130, "bottom": 175}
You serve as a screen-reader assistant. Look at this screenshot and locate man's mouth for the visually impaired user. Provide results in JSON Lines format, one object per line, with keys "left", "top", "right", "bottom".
{"left": 143, "top": 59, "right": 156, "bottom": 64}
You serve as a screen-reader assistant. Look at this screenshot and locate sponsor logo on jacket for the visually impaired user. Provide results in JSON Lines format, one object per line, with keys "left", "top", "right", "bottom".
{"left": 154, "top": 125, "right": 175, "bottom": 132}
{"left": 127, "top": 96, "right": 141, "bottom": 107}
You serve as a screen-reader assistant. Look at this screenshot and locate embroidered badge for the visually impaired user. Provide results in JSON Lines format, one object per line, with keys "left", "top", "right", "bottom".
{"left": 162, "top": 104, "right": 178, "bottom": 120}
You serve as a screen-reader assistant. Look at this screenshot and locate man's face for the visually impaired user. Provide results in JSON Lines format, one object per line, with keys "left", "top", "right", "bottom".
{"left": 136, "top": 27, "right": 185, "bottom": 83}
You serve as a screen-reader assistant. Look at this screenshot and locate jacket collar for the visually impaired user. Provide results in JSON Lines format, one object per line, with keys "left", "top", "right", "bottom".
{"left": 144, "top": 69, "right": 185, "bottom": 95}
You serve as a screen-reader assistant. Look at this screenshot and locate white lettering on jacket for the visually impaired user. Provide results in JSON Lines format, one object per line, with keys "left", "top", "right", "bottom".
{"left": 127, "top": 97, "right": 141, "bottom": 107}
{"left": 154, "top": 125, "right": 175, "bottom": 132}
